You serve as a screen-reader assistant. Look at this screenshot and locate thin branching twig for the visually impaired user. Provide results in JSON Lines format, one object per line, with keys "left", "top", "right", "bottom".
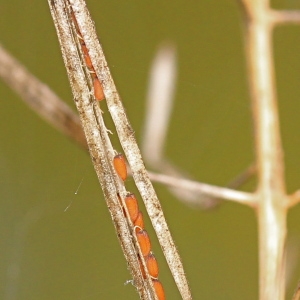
{"left": 292, "top": 282, "right": 300, "bottom": 300}
{"left": 270, "top": 10, "right": 300, "bottom": 25}
{"left": 241, "top": 0, "right": 290, "bottom": 299}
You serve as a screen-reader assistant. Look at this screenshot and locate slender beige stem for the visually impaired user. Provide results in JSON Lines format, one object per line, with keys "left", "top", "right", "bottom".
{"left": 142, "top": 43, "right": 177, "bottom": 166}
{"left": 226, "top": 164, "right": 256, "bottom": 190}
{"left": 270, "top": 10, "right": 300, "bottom": 25}
{"left": 292, "top": 282, "right": 300, "bottom": 300}
{"left": 148, "top": 172, "right": 257, "bottom": 207}
{"left": 242, "top": 1, "right": 288, "bottom": 299}
{"left": 0, "top": 43, "right": 87, "bottom": 150}
{"left": 288, "top": 190, "right": 300, "bottom": 208}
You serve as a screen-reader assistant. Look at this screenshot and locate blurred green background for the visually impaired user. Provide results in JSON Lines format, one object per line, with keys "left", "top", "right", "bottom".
{"left": 1, "top": 0, "right": 300, "bottom": 299}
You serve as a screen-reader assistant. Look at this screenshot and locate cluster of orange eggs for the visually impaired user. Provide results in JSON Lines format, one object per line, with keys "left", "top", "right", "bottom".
{"left": 70, "top": 8, "right": 165, "bottom": 299}
{"left": 113, "top": 154, "right": 166, "bottom": 300}
{"left": 70, "top": 11, "right": 105, "bottom": 101}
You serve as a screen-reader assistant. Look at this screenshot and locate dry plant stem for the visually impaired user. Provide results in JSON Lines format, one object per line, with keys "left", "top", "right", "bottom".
{"left": 0, "top": 44, "right": 87, "bottom": 150}
{"left": 270, "top": 10, "right": 300, "bottom": 25}
{"left": 288, "top": 190, "right": 300, "bottom": 208}
{"left": 226, "top": 164, "right": 256, "bottom": 190}
{"left": 148, "top": 172, "right": 256, "bottom": 207}
{"left": 48, "top": 1, "right": 153, "bottom": 299}
{"left": 242, "top": 1, "right": 288, "bottom": 299}
{"left": 292, "top": 283, "right": 300, "bottom": 300}
{"left": 68, "top": 0, "right": 192, "bottom": 298}
{"left": 143, "top": 43, "right": 177, "bottom": 166}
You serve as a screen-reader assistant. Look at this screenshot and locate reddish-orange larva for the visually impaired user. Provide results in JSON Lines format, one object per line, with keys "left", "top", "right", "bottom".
{"left": 134, "top": 211, "right": 145, "bottom": 233}
{"left": 125, "top": 193, "right": 139, "bottom": 223}
{"left": 146, "top": 253, "right": 159, "bottom": 278}
{"left": 136, "top": 230, "right": 151, "bottom": 257}
{"left": 152, "top": 279, "right": 166, "bottom": 300}
{"left": 113, "top": 153, "right": 127, "bottom": 181}
{"left": 93, "top": 76, "right": 105, "bottom": 101}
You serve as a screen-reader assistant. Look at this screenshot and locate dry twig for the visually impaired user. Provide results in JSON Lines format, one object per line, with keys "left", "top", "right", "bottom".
{"left": 0, "top": 43, "right": 87, "bottom": 150}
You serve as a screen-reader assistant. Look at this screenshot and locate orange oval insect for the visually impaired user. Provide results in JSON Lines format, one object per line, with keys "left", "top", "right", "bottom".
{"left": 113, "top": 153, "right": 127, "bottom": 181}
{"left": 146, "top": 253, "right": 159, "bottom": 278}
{"left": 125, "top": 193, "right": 139, "bottom": 223}
{"left": 136, "top": 230, "right": 151, "bottom": 257}
{"left": 152, "top": 279, "right": 166, "bottom": 300}
{"left": 93, "top": 76, "right": 105, "bottom": 101}
{"left": 134, "top": 211, "right": 145, "bottom": 233}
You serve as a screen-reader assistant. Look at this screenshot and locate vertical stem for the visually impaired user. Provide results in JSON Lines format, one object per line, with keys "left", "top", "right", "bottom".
{"left": 242, "top": 0, "right": 287, "bottom": 299}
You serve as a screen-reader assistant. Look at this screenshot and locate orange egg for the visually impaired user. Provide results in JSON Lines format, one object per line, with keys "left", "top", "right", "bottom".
{"left": 70, "top": 9, "right": 105, "bottom": 102}
{"left": 113, "top": 153, "right": 127, "bottom": 181}
{"left": 93, "top": 76, "right": 105, "bottom": 101}
{"left": 125, "top": 193, "right": 139, "bottom": 223}
{"left": 134, "top": 211, "right": 145, "bottom": 233}
{"left": 136, "top": 230, "right": 151, "bottom": 257}
{"left": 80, "top": 42, "right": 94, "bottom": 70}
{"left": 152, "top": 279, "right": 166, "bottom": 300}
{"left": 146, "top": 253, "right": 159, "bottom": 278}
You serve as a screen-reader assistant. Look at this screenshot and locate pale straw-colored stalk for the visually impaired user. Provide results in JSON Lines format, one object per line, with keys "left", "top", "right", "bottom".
{"left": 241, "top": 1, "right": 300, "bottom": 298}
